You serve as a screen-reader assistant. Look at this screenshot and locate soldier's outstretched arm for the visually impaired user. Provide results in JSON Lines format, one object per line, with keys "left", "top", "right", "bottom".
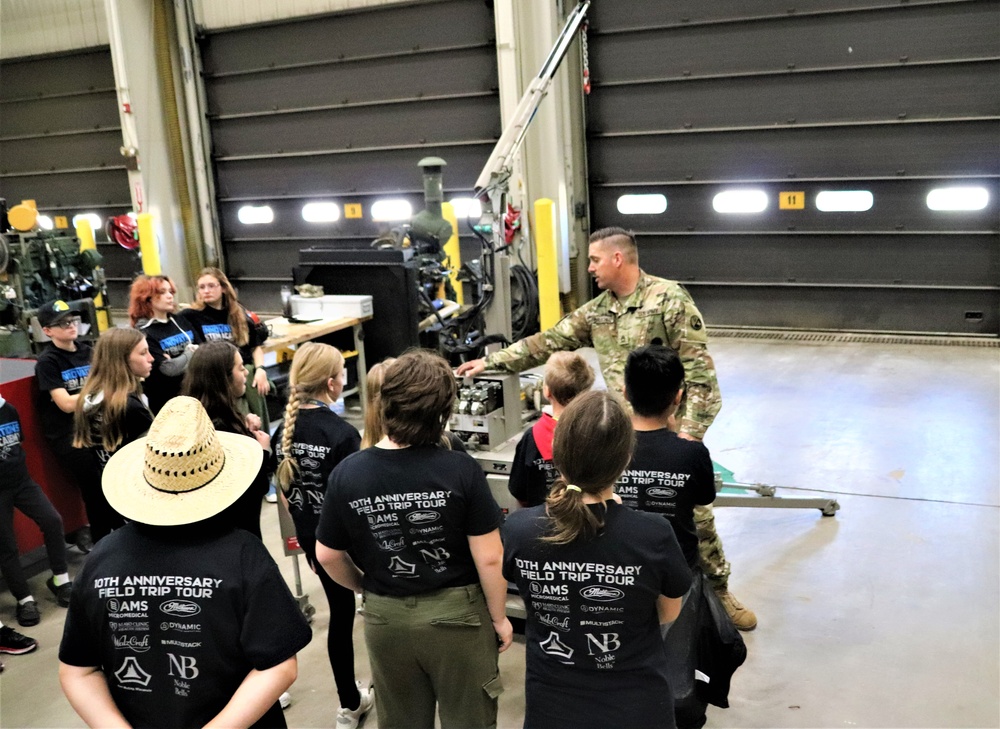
{"left": 664, "top": 296, "right": 722, "bottom": 439}
{"left": 484, "top": 304, "right": 594, "bottom": 374}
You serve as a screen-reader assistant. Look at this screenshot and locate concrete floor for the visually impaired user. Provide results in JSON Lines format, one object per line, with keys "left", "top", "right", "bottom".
{"left": 1, "top": 337, "right": 998, "bottom": 728}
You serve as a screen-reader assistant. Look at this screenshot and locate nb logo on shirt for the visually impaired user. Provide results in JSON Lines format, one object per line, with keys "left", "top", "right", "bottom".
{"left": 167, "top": 653, "right": 199, "bottom": 679}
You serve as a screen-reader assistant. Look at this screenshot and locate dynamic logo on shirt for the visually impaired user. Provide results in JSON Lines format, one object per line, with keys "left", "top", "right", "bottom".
{"left": 160, "top": 600, "right": 201, "bottom": 617}
{"left": 410, "top": 525, "right": 443, "bottom": 535}
{"left": 300, "top": 457, "right": 321, "bottom": 470}
{"left": 406, "top": 510, "right": 440, "bottom": 524}
{"left": 539, "top": 631, "right": 574, "bottom": 661}
{"left": 580, "top": 586, "right": 625, "bottom": 602}
{"left": 107, "top": 599, "right": 148, "bottom": 618}
{"left": 388, "top": 555, "right": 417, "bottom": 577}
{"left": 113, "top": 634, "right": 151, "bottom": 653}
{"left": 646, "top": 487, "right": 677, "bottom": 499}
{"left": 160, "top": 621, "right": 201, "bottom": 632}
{"left": 535, "top": 612, "right": 571, "bottom": 632}
{"left": 376, "top": 538, "right": 406, "bottom": 552}
{"left": 114, "top": 656, "right": 152, "bottom": 686}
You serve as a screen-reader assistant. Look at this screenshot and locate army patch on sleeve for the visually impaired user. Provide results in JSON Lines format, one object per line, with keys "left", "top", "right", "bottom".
{"left": 690, "top": 315, "right": 703, "bottom": 331}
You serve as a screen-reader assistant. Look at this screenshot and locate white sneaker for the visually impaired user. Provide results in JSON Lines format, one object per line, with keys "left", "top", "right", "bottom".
{"left": 336, "top": 682, "right": 374, "bottom": 729}
{"left": 279, "top": 691, "right": 291, "bottom": 710}
{"left": 265, "top": 491, "right": 278, "bottom": 504}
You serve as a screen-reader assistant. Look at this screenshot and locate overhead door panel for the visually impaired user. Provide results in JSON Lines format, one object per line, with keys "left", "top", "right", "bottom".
{"left": 0, "top": 47, "right": 135, "bottom": 307}
{"left": 586, "top": 0, "right": 1000, "bottom": 334}
{"left": 200, "top": 0, "right": 500, "bottom": 311}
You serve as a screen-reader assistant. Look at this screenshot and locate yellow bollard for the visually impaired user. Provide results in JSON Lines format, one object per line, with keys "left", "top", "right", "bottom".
{"left": 441, "top": 202, "right": 463, "bottom": 305}
{"left": 136, "top": 213, "right": 162, "bottom": 275}
{"left": 533, "top": 198, "right": 561, "bottom": 330}
{"left": 75, "top": 218, "right": 111, "bottom": 330}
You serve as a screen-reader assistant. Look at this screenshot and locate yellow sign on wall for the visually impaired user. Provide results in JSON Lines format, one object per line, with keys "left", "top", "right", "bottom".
{"left": 54, "top": 216, "right": 69, "bottom": 229}
{"left": 779, "top": 192, "right": 805, "bottom": 210}
{"left": 344, "top": 203, "right": 363, "bottom": 219}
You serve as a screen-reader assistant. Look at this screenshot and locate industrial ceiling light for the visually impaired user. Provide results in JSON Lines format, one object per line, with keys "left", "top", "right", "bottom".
{"left": 815, "top": 190, "right": 874, "bottom": 212}
{"left": 371, "top": 199, "right": 412, "bottom": 222}
{"left": 237, "top": 205, "right": 274, "bottom": 225}
{"left": 712, "top": 190, "right": 768, "bottom": 214}
{"left": 926, "top": 186, "right": 989, "bottom": 211}
{"left": 72, "top": 213, "right": 104, "bottom": 232}
{"left": 302, "top": 202, "right": 341, "bottom": 223}
{"left": 616, "top": 194, "right": 667, "bottom": 215}
{"left": 448, "top": 197, "right": 482, "bottom": 218}
{"left": 37, "top": 215, "right": 55, "bottom": 230}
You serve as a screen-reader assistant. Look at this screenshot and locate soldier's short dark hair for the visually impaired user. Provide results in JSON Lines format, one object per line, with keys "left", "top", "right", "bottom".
{"left": 544, "top": 352, "right": 595, "bottom": 406}
{"left": 625, "top": 345, "right": 685, "bottom": 418}
{"left": 590, "top": 226, "right": 638, "bottom": 264}
{"left": 380, "top": 349, "right": 456, "bottom": 446}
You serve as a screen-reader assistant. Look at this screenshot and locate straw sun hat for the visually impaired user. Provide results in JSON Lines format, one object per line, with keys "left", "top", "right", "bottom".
{"left": 103, "top": 396, "right": 263, "bottom": 526}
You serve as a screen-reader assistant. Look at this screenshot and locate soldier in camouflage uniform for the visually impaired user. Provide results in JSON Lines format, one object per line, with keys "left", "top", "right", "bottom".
{"left": 457, "top": 226, "right": 756, "bottom": 630}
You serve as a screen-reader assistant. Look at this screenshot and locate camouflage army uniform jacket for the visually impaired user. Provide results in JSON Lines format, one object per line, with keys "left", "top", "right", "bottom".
{"left": 484, "top": 271, "right": 722, "bottom": 439}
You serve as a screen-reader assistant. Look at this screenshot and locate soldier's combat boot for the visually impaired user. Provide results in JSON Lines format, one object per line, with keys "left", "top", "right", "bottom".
{"left": 715, "top": 589, "right": 757, "bottom": 631}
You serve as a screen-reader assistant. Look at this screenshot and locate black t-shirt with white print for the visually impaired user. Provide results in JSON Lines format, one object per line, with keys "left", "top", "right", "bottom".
{"left": 618, "top": 429, "right": 716, "bottom": 569}
{"left": 273, "top": 408, "right": 360, "bottom": 551}
{"left": 180, "top": 306, "right": 261, "bottom": 365}
{"left": 316, "top": 445, "right": 503, "bottom": 597}
{"left": 34, "top": 341, "right": 92, "bottom": 442}
{"left": 139, "top": 314, "right": 201, "bottom": 414}
{"left": 58, "top": 521, "right": 312, "bottom": 729}
{"left": 502, "top": 502, "right": 691, "bottom": 678}
{"left": 0, "top": 401, "right": 30, "bottom": 486}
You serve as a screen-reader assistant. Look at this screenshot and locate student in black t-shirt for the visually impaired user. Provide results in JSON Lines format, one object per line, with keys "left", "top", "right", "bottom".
{"left": 503, "top": 391, "right": 692, "bottom": 729}
{"left": 183, "top": 341, "right": 271, "bottom": 539}
{"left": 59, "top": 396, "right": 311, "bottom": 729}
{"left": 72, "top": 328, "right": 155, "bottom": 542}
{"left": 180, "top": 267, "right": 271, "bottom": 431}
{"left": 274, "top": 343, "right": 372, "bottom": 729}
{"left": 129, "top": 275, "right": 201, "bottom": 415}
{"left": 621, "top": 345, "right": 717, "bottom": 570}
{"left": 0, "top": 393, "right": 72, "bottom": 631}
{"left": 33, "top": 300, "right": 93, "bottom": 527}
{"left": 509, "top": 352, "right": 595, "bottom": 507}
{"left": 316, "top": 350, "right": 512, "bottom": 729}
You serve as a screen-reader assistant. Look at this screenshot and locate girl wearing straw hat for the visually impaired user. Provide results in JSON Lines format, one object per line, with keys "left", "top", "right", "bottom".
{"left": 273, "top": 343, "right": 372, "bottom": 728}
{"left": 58, "top": 396, "right": 312, "bottom": 729}
{"left": 501, "top": 391, "right": 693, "bottom": 729}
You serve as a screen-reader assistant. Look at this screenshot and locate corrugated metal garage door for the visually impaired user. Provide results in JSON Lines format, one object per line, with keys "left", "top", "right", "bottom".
{"left": 585, "top": 0, "right": 1000, "bottom": 335}
{"left": 0, "top": 47, "right": 136, "bottom": 306}
{"left": 199, "top": 0, "right": 500, "bottom": 311}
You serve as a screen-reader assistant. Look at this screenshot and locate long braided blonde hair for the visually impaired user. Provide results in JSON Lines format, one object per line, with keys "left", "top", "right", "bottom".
{"left": 275, "top": 342, "right": 345, "bottom": 491}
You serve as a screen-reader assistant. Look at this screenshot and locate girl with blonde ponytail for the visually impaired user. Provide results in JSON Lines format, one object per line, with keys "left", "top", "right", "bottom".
{"left": 271, "top": 343, "right": 371, "bottom": 726}
{"left": 502, "top": 390, "right": 694, "bottom": 729}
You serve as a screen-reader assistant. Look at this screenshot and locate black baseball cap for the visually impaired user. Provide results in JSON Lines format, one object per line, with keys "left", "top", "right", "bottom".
{"left": 37, "top": 300, "right": 77, "bottom": 328}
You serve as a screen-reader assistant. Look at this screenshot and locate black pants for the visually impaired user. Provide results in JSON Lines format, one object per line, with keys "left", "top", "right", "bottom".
{"left": 298, "top": 533, "right": 361, "bottom": 710}
{"left": 0, "top": 478, "right": 68, "bottom": 600}
{"left": 50, "top": 439, "right": 123, "bottom": 543}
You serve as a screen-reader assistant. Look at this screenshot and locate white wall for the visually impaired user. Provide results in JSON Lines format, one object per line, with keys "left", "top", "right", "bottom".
{"left": 0, "top": 0, "right": 107, "bottom": 59}
{"left": 192, "top": 0, "right": 410, "bottom": 30}
{"left": 0, "top": 0, "right": 411, "bottom": 59}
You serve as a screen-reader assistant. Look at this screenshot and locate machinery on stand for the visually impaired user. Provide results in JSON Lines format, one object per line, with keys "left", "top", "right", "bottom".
{"left": 445, "top": 1, "right": 839, "bottom": 519}
{"left": 0, "top": 199, "right": 112, "bottom": 357}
